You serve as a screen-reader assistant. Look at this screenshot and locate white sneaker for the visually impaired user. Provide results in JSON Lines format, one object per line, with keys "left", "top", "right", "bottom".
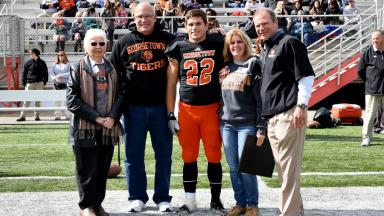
{"left": 158, "top": 202, "right": 174, "bottom": 212}
{"left": 179, "top": 199, "right": 197, "bottom": 213}
{"left": 128, "top": 200, "right": 145, "bottom": 212}
{"left": 361, "top": 137, "right": 372, "bottom": 147}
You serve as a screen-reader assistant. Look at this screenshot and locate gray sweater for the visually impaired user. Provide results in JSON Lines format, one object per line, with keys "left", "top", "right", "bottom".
{"left": 219, "top": 57, "right": 266, "bottom": 134}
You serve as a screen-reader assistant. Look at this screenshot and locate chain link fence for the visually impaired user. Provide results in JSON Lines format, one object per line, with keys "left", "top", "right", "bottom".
{"left": 19, "top": 15, "right": 364, "bottom": 54}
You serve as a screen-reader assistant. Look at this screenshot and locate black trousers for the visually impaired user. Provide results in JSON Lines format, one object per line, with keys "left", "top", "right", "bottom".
{"left": 72, "top": 136, "right": 114, "bottom": 209}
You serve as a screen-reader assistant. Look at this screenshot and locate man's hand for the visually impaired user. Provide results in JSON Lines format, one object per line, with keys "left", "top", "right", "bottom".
{"left": 293, "top": 106, "right": 307, "bottom": 128}
{"left": 168, "top": 112, "right": 179, "bottom": 135}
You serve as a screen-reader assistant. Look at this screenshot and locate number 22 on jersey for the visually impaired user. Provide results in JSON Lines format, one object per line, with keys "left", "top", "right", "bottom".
{"left": 184, "top": 58, "right": 215, "bottom": 86}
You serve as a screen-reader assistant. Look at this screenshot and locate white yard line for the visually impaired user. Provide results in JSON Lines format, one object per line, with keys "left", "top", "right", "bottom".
{"left": 2, "top": 171, "right": 384, "bottom": 180}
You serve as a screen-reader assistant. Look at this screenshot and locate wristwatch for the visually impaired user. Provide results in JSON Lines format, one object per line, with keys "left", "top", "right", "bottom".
{"left": 297, "top": 104, "right": 308, "bottom": 110}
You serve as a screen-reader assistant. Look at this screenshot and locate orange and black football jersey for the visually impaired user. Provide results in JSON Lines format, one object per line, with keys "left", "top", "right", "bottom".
{"left": 165, "top": 33, "right": 225, "bottom": 105}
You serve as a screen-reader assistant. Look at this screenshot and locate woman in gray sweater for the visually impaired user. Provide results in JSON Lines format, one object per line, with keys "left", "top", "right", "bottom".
{"left": 219, "top": 28, "right": 266, "bottom": 216}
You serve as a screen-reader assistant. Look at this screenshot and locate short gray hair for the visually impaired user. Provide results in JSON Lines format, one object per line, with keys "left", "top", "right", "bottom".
{"left": 83, "top": 29, "right": 107, "bottom": 51}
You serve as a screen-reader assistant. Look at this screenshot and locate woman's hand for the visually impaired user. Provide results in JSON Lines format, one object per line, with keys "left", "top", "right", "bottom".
{"left": 102, "top": 117, "right": 115, "bottom": 129}
{"left": 256, "top": 134, "right": 265, "bottom": 147}
{"left": 96, "top": 117, "right": 106, "bottom": 125}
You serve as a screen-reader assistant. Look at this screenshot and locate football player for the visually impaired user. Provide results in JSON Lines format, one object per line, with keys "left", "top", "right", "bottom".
{"left": 165, "top": 9, "right": 226, "bottom": 214}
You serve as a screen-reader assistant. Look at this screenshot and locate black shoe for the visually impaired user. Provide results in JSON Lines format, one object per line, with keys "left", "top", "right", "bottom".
{"left": 16, "top": 117, "right": 25, "bottom": 122}
{"left": 35, "top": 116, "right": 40, "bottom": 121}
{"left": 210, "top": 200, "right": 226, "bottom": 214}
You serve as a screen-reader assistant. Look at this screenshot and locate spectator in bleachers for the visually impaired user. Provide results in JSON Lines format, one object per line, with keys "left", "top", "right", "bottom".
{"left": 342, "top": 0, "right": 359, "bottom": 23}
{"left": 87, "top": 0, "right": 103, "bottom": 8}
{"left": 196, "top": 0, "right": 214, "bottom": 8}
{"left": 154, "top": 2, "right": 164, "bottom": 16}
{"left": 264, "top": 0, "right": 279, "bottom": 10}
{"left": 59, "top": 0, "right": 77, "bottom": 17}
{"left": 185, "top": 0, "right": 202, "bottom": 10}
{"left": 163, "top": 0, "right": 175, "bottom": 15}
{"left": 39, "top": 0, "right": 59, "bottom": 17}
{"left": 310, "top": 0, "right": 327, "bottom": 11}
{"left": 101, "top": 0, "right": 116, "bottom": 52}
{"left": 72, "top": 11, "right": 87, "bottom": 52}
{"left": 245, "top": 0, "right": 264, "bottom": 13}
{"left": 274, "top": 0, "right": 290, "bottom": 32}
{"left": 173, "top": 3, "right": 187, "bottom": 30}
{"left": 206, "top": 8, "right": 220, "bottom": 30}
{"left": 50, "top": 51, "right": 70, "bottom": 120}
{"left": 158, "top": 0, "right": 167, "bottom": 10}
{"left": 289, "top": 10, "right": 313, "bottom": 46}
{"left": 123, "top": 0, "right": 139, "bottom": 8}
{"left": 16, "top": 48, "right": 48, "bottom": 122}
{"left": 290, "top": 0, "right": 306, "bottom": 15}
{"left": 83, "top": 6, "right": 102, "bottom": 29}
{"left": 226, "top": 0, "right": 246, "bottom": 8}
{"left": 77, "top": 0, "right": 91, "bottom": 8}
{"left": 324, "top": 0, "right": 343, "bottom": 25}
{"left": 239, "top": 10, "right": 257, "bottom": 39}
{"left": 127, "top": 1, "right": 138, "bottom": 16}
{"left": 114, "top": 2, "right": 129, "bottom": 29}
{"left": 50, "top": 11, "right": 71, "bottom": 52}
{"left": 126, "top": 2, "right": 137, "bottom": 29}
{"left": 160, "top": 0, "right": 176, "bottom": 32}
{"left": 309, "top": 0, "right": 325, "bottom": 26}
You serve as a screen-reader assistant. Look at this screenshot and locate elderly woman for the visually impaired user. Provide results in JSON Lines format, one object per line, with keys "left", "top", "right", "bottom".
{"left": 67, "top": 28, "right": 124, "bottom": 216}
{"left": 219, "top": 28, "right": 266, "bottom": 216}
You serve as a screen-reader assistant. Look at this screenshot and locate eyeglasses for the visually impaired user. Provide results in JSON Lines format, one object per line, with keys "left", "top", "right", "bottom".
{"left": 135, "top": 15, "right": 154, "bottom": 20}
{"left": 90, "top": 42, "right": 106, "bottom": 47}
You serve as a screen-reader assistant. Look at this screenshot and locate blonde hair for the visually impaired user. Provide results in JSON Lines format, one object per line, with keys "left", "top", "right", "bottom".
{"left": 223, "top": 28, "right": 253, "bottom": 62}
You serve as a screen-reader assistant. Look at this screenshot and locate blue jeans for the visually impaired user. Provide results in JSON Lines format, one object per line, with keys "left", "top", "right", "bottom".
{"left": 220, "top": 122, "right": 259, "bottom": 207}
{"left": 124, "top": 105, "right": 172, "bottom": 204}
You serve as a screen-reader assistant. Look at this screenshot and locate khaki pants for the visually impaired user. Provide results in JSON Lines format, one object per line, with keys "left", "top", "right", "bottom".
{"left": 268, "top": 107, "right": 305, "bottom": 216}
{"left": 19, "top": 82, "right": 45, "bottom": 118}
{"left": 362, "top": 95, "right": 384, "bottom": 138}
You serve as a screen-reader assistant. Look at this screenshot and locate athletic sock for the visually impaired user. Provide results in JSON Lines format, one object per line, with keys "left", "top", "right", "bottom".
{"left": 183, "top": 162, "right": 198, "bottom": 193}
{"left": 208, "top": 162, "right": 222, "bottom": 202}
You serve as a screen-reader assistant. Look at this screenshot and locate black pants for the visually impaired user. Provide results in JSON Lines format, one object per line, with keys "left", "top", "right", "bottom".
{"left": 73, "top": 136, "right": 114, "bottom": 209}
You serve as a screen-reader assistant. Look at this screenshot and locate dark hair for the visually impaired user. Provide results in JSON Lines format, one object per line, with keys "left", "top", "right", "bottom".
{"left": 88, "top": 7, "right": 96, "bottom": 13}
{"left": 206, "top": 8, "right": 217, "bottom": 16}
{"left": 185, "top": 9, "right": 207, "bottom": 25}
{"left": 30, "top": 48, "right": 40, "bottom": 56}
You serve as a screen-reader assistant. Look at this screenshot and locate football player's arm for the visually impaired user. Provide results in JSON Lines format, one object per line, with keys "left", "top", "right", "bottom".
{"left": 166, "top": 58, "right": 180, "bottom": 135}
{"left": 166, "top": 58, "right": 179, "bottom": 114}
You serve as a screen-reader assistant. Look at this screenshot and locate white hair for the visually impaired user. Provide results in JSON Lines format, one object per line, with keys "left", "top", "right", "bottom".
{"left": 83, "top": 29, "right": 107, "bottom": 52}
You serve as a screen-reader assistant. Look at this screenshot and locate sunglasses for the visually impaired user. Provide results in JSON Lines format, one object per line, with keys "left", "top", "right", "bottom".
{"left": 90, "top": 42, "right": 106, "bottom": 47}
{"left": 58, "top": 54, "right": 64, "bottom": 56}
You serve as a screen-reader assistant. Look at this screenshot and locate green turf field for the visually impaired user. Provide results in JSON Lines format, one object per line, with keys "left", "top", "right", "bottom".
{"left": 0, "top": 124, "right": 383, "bottom": 192}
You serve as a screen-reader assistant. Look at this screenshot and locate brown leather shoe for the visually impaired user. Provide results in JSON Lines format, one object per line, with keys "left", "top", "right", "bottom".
{"left": 79, "top": 208, "right": 97, "bottom": 216}
{"left": 96, "top": 206, "right": 109, "bottom": 216}
{"left": 227, "top": 205, "right": 246, "bottom": 216}
{"left": 244, "top": 206, "right": 260, "bottom": 216}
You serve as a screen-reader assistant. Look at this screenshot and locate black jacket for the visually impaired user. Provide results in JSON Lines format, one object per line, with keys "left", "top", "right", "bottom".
{"left": 22, "top": 57, "right": 48, "bottom": 86}
{"left": 109, "top": 23, "right": 176, "bottom": 106}
{"left": 358, "top": 46, "right": 384, "bottom": 95}
{"left": 66, "top": 56, "right": 125, "bottom": 147}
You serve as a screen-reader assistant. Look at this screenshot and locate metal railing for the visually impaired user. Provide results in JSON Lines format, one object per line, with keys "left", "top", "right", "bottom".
{"left": 309, "top": 5, "right": 383, "bottom": 80}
